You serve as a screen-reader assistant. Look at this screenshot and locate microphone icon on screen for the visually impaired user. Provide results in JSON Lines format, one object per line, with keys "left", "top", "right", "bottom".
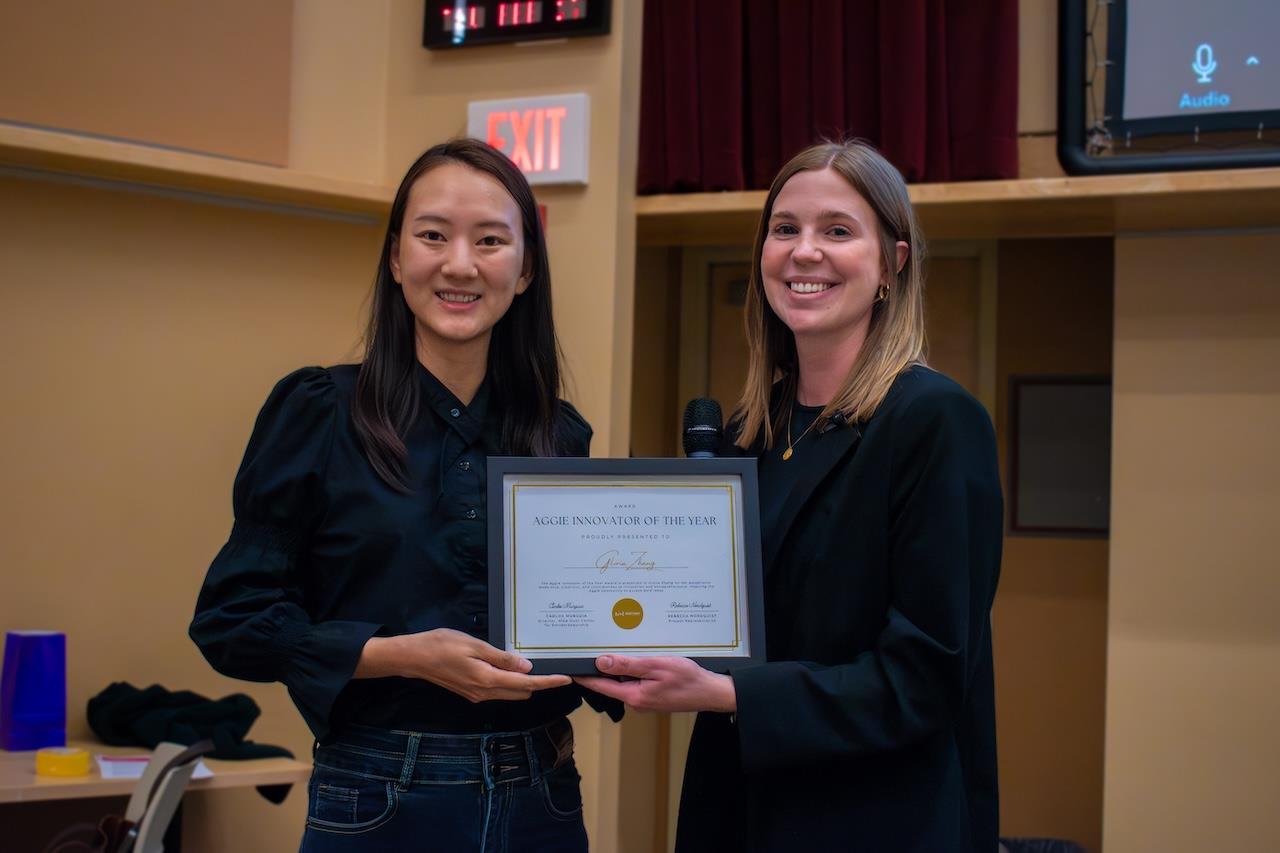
{"left": 1192, "top": 44, "right": 1217, "bottom": 83}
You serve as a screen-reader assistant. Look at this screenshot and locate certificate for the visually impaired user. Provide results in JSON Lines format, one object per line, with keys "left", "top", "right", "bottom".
{"left": 487, "top": 458, "right": 765, "bottom": 674}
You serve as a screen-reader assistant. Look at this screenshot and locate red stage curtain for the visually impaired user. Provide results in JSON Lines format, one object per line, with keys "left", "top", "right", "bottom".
{"left": 637, "top": 0, "right": 1019, "bottom": 193}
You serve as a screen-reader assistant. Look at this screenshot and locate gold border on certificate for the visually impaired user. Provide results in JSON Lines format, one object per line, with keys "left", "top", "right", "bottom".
{"left": 507, "top": 479, "right": 745, "bottom": 653}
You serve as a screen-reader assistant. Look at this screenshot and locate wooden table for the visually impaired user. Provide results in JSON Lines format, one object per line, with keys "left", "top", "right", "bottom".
{"left": 1, "top": 741, "right": 310, "bottom": 851}
{"left": 0, "top": 740, "right": 310, "bottom": 804}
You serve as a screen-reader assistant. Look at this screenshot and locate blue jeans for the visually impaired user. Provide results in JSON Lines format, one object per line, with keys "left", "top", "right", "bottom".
{"left": 299, "top": 718, "right": 588, "bottom": 853}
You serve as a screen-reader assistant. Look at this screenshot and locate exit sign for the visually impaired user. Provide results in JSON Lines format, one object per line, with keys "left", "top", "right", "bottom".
{"left": 467, "top": 93, "right": 589, "bottom": 185}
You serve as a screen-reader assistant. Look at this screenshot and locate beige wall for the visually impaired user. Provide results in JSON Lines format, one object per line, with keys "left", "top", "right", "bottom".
{"left": 0, "top": 175, "right": 381, "bottom": 851}
{"left": 0, "top": 0, "right": 293, "bottom": 165}
{"left": 1019, "top": 0, "right": 1057, "bottom": 135}
{"left": 288, "top": 1, "right": 391, "bottom": 183}
{"left": 1106, "top": 234, "right": 1280, "bottom": 851}
{"left": 1018, "top": 0, "right": 1088, "bottom": 178}
{"left": 995, "top": 239, "right": 1113, "bottom": 853}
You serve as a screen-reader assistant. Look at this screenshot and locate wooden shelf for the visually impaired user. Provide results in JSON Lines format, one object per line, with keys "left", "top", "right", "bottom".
{"left": 636, "top": 168, "right": 1280, "bottom": 244}
{"left": 0, "top": 123, "right": 394, "bottom": 219}
{"left": 6, "top": 123, "right": 1279, "bottom": 239}
{"left": 0, "top": 741, "right": 310, "bottom": 804}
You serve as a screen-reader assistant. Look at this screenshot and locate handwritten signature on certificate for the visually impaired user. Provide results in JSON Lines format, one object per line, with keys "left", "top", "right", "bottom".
{"left": 584, "top": 549, "right": 689, "bottom": 574}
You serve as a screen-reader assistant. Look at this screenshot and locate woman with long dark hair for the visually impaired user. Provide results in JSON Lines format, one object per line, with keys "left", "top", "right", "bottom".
{"left": 191, "top": 138, "right": 618, "bottom": 852}
{"left": 579, "top": 140, "right": 1002, "bottom": 851}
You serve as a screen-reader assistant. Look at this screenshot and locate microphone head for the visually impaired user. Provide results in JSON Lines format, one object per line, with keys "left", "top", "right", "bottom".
{"left": 820, "top": 411, "right": 849, "bottom": 434}
{"left": 682, "top": 398, "right": 723, "bottom": 458}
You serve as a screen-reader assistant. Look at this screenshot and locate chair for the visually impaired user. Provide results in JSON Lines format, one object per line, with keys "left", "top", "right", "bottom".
{"left": 41, "top": 740, "right": 214, "bottom": 853}
{"left": 120, "top": 740, "right": 212, "bottom": 853}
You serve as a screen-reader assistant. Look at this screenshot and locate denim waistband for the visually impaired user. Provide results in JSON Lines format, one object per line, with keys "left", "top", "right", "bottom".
{"left": 312, "top": 717, "right": 574, "bottom": 792}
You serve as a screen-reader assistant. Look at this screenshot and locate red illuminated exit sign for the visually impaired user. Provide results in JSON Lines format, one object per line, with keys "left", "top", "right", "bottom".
{"left": 467, "top": 93, "right": 589, "bottom": 185}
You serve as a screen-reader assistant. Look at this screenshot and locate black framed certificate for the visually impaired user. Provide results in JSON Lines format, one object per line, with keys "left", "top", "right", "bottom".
{"left": 487, "top": 457, "right": 765, "bottom": 675}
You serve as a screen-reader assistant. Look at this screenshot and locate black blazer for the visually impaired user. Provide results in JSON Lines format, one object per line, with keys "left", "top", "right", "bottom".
{"left": 676, "top": 366, "right": 1002, "bottom": 853}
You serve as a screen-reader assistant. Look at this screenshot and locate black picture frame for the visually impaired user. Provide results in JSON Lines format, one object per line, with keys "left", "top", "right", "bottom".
{"left": 1008, "top": 375, "right": 1112, "bottom": 536}
{"left": 487, "top": 457, "right": 765, "bottom": 675}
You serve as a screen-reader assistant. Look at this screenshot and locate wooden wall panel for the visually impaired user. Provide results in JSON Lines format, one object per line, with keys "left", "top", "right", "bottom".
{"left": 994, "top": 238, "right": 1114, "bottom": 853}
{"left": 0, "top": 0, "right": 291, "bottom": 165}
{"left": 1106, "top": 233, "right": 1280, "bottom": 852}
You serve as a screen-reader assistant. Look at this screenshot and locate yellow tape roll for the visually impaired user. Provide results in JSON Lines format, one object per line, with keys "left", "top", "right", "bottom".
{"left": 35, "top": 746, "right": 91, "bottom": 777}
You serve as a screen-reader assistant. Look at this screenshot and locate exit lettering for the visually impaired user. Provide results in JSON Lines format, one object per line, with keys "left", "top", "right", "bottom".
{"left": 486, "top": 107, "right": 568, "bottom": 174}
{"left": 468, "top": 93, "right": 588, "bottom": 185}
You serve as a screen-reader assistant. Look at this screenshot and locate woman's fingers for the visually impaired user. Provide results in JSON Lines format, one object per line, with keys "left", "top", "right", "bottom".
{"left": 468, "top": 664, "right": 571, "bottom": 696}
{"left": 406, "top": 628, "right": 572, "bottom": 701}
{"left": 595, "top": 654, "right": 658, "bottom": 677}
{"left": 471, "top": 640, "right": 535, "bottom": 673}
{"left": 522, "top": 672, "right": 574, "bottom": 690}
{"left": 574, "top": 675, "right": 641, "bottom": 703}
{"left": 575, "top": 656, "right": 735, "bottom": 713}
{"left": 428, "top": 626, "right": 531, "bottom": 672}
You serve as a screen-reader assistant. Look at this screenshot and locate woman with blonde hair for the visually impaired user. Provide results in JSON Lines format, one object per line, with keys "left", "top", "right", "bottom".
{"left": 579, "top": 140, "right": 1002, "bottom": 851}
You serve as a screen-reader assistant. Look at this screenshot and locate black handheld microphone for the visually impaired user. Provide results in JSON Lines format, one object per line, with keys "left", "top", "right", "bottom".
{"left": 821, "top": 411, "right": 849, "bottom": 433}
{"left": 682, "top": 398, "right": 723, "bottom": 458}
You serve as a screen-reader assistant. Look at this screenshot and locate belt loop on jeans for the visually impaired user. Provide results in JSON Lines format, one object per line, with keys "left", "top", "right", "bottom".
{"left": 547, "top": 718, "right": 573, "bottom": 768}
{"left": 479, "top": 735, "right": 496, "bottom": 791}
{"left": 522, "top": 730, "right": 545, "bottom": 785}
{"left": 397, "top": 732, "right": 421, "bottom": 792}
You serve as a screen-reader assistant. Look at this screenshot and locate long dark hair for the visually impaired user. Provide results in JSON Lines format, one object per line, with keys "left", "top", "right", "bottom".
{"left": 353, "top": 138, "right": 564, "bottom": 490}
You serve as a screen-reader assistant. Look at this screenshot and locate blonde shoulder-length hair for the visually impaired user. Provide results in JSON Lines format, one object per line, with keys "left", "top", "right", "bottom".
{"left": 734, "top": 140, "right": 928, "bottom": 450}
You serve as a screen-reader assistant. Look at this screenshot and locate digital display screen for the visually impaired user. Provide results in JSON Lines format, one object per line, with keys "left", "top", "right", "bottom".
{"left": 1119, "top": 0, "right": 1279, "bottom": 121}
{"left": 425, "top": 0, "right": 606, "bottom": 49}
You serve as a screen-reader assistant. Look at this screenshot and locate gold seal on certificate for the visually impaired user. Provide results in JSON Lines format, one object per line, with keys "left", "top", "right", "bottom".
{"left": 487, "top": 458, "right": 766, "bottom": 674}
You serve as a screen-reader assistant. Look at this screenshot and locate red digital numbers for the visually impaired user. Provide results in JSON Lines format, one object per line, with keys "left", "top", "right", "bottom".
{"left": 555, "top": 0, "right": 587, "bottom": 22}
{"left": 441, "top": 5, "right": 486, "bottom": 31}
{"left": 498, "top": 2, "right": 543, "bottom": 27}
{"left": 441, "top": 1, "right": 588, "bottom": 34}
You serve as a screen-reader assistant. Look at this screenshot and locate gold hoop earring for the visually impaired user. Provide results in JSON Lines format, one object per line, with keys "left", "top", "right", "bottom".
{"left": 877, "top": 283, "right": 890, "bottom": 302}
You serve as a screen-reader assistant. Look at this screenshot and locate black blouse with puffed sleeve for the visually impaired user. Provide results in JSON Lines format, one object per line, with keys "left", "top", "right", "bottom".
{"left": 190, "top": 364, "right": 620, "bottom": 740}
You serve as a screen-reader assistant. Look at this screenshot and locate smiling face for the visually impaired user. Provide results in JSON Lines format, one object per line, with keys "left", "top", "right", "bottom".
{"left": 389, "top": 161, "right": 529, "bottom": 362}
{"left": 760, "top": 168, "right": 906, "bottom": 351}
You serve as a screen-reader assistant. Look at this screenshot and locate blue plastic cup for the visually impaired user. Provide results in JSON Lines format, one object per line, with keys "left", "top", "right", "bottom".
{"left": 0, "top": 631, "right": 67, "bottom": 751}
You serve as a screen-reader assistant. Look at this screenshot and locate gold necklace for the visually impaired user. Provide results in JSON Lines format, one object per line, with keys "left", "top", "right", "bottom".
{"left": 782, "top": 402, "right": 821, "bottom": 461}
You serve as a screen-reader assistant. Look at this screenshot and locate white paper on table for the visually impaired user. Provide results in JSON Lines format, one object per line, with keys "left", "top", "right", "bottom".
{"left": 96, "top": 755, "right": 213, "bottom": 780}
